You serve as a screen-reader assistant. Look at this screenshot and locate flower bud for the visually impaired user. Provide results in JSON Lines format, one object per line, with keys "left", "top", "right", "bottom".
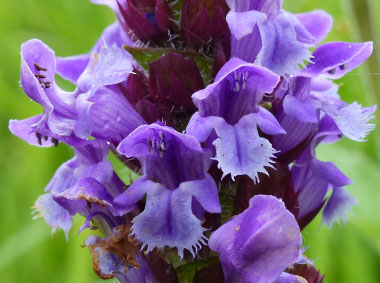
{"left": 181, "top": 0, "right": 229, "bottom": 50}
{"left": 118, "top": 0, "right": 177, "bottom": 45}
{"left": 148, "top": 53, "right": 204, "bottom": 116}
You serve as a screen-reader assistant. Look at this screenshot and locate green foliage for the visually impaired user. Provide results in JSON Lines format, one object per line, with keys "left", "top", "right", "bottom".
{"left": 0, "top": 0, "right": 379, "bottom": 282}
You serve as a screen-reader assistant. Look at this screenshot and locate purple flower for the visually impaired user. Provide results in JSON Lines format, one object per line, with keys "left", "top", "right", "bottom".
{"left": 114, "top": 122, "right": 221, "bottom": 258}
{"left": 187, "top": 57, "right": 285, "bottom": 182}
{"left": 10, "top": 0, "right": 378, "bottom": 280}
{"left": 9, "top": 39, "right": 83, "bottom": 147}
{"left": 209, "top": 195, "right": 303, "bottom": 283}
{"left": 291, "top": 116, "right": 356, "bottom": 229}
{"left": 72, "top": 43, "right": 146, "bottom": 143}
{"left": 9, "top": 39, "right": 146, "bottom": 146}
{"left": 272, "top": 41, "right": 376, "bottom": 160}
{"left": 226, "top": 0, "right": 332, "bottom": 75}
{"left": 33, "top": 141, "right": 128, "bottom": 238}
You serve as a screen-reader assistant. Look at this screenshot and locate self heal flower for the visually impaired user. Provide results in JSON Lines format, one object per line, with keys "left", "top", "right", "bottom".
{"left": 209, "top": 195, "right": 302, "bottom": 283}
{"left": 291, "top": 117, "right": 355, "bottom": 229}
{"left": 33, "top": 141, "right": 127, "bottom": 238}
{"left": 74, "top": 86, "right": 146, "bottom": 143}
{"left": 304, "top": 41, "right": 376, "bottom": 142}
{"left": 73, "top": 45, "right": 146, "bottom": 142}
{"left": 272, "top": 41, "right": 375, "bottom": 159}
{"left": 291, "top": 149, "right": 353, "bottom": 229}
{"left": 226, "top": 0, "right": 331, "bottom": 75}
{"left": 272, "top": 77, "right": 319, "bottom": 162}
{"left": 186, "top": 58, "right": 284, "bottom": 182}
{"left": 9, "top": 39, "right": 82, "bottom": 147}
{"left": 114, "top": 122, "right": 221, "bottom": 258}
{"left": 322, "top": 186, "right": 357, "bottom": 228}
{"left": 303, "top": 41, "right": 373, "bottom": 79}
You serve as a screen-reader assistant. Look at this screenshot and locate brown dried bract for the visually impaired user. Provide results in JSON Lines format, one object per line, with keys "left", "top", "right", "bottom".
{"left": 86, "top": 225, "right": 141, "bottom": 279}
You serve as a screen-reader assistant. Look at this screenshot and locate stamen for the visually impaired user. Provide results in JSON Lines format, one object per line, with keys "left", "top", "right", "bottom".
{"left": 147, "top": 138, "right": 154, "bottom": 154}
{"left": 339, "top": 64, "right": 347, "bottom": 71}
{"left": 43, "top": 135, "right": 48, "bottom": 141}
{"left": 51, "top": 138, "right": 59, "bottom": 147}
{"left": 159, "top": 148, "right": 165, "bottom": 158}
{"left": 160, "top": 140, "right": 166, "bottom": 151}
{"left": 244, "top": 71, "right": 249, "bottom": 80}
{"left": 35, "top": 132, "right": 42, "bottom": 145}
{"left": 234, "top": 81, "right": 240, "bottom": 92}
{"left": 328, "top": 68, "right": 336, "bottom": 75}
{"left": 33, "top": 63, "right": 47, "bottom": 72}
{"left": 35, "top": 74, "right": 47, "bottom": 79}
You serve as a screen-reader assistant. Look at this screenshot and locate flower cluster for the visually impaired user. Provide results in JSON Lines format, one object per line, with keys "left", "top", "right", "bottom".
{"left": 10, "top": 0, "right": 376, "bottom": 282}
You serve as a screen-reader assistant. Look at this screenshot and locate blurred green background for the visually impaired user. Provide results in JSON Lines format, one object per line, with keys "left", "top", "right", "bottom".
{"left": 0, "top": 0, "right": 379, "bottom": 282}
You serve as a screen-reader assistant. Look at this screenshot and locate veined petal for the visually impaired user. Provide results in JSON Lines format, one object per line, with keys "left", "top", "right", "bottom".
{"left": 296, "top": 10, "right": 333, "bottom": 46}
{"left": 53, "top": 177, "right": 113, "bottom": 215}
{"left": 130, "top": 182, "right": 207, "bottom": 258}
{"left": 45, "top": 158, "right": 79, "bottom": 193}
{"left": 113, "top": 178, "right": 153, "bottom": 216}
{"left": 283, "top": 95, "right": 318, "bottom": 124}
{"left": 73, "top": 91, "right": 94, "bottom": 139}
{"left": 303, "top": 41, "right": 373, "bottom": 79}
{"left": 74, "top": 87, "right": 145, "bottom": 142}
{"left": 322, "top": 187, "right": 357, "bottom": 228}
{"left": 180, "top": 174, "right": 221, "bottom": 213}
{"left": 21, "top": 39, "right": 55, "bottom": 108}
{"left": 292, "top": 152, "right": 352, "bottom": 223}
{"left": 9, "top": 116, "right": 54, "bottom": 147}
{"left": 254, "top": 106, "right": 286, "bottom": 135}
{"left": 256, "top": 12, "right": 311, "bottom": 76}
{"left": 77, "top": 45, "right": 134, "bottom": 92}
{"left": 186, "top": 112, "right": 226, "bottom": 142}
{"left": 193, "top": 58, "right": 279, "bottom": 124}
{"left": 227, "top": 10, "right": 267, "bottom": 40}
{"left": 32, "top": 193, "right": 72, "bottom": 239}
{"left": 209, "top": 195, "right": 301, "bottom": 283}
{"left": 213, "top": 57, "right": 280, "bottom": 92}
{"left": 56, "top": 54, "right": 90, "bottom": 84}
{"left": 230, "top": 25, "right": 263, "bottom": 63}
{"left": 117, "top": 123, "right": 210, "bottom": 189}
{"left": 213, "top": 114, "right": 276, "bottom": 182}
{"left": 116, "top": 123, "right": 219, "bottom": 257}
{"left": 89, "top": 88, "right": 146, "bottom": 142}
{"left": 322, "top": 102, "right": 376, "bottom": 142}
{"left": 18, "top": 39, "right": 82, "bottom": 144}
